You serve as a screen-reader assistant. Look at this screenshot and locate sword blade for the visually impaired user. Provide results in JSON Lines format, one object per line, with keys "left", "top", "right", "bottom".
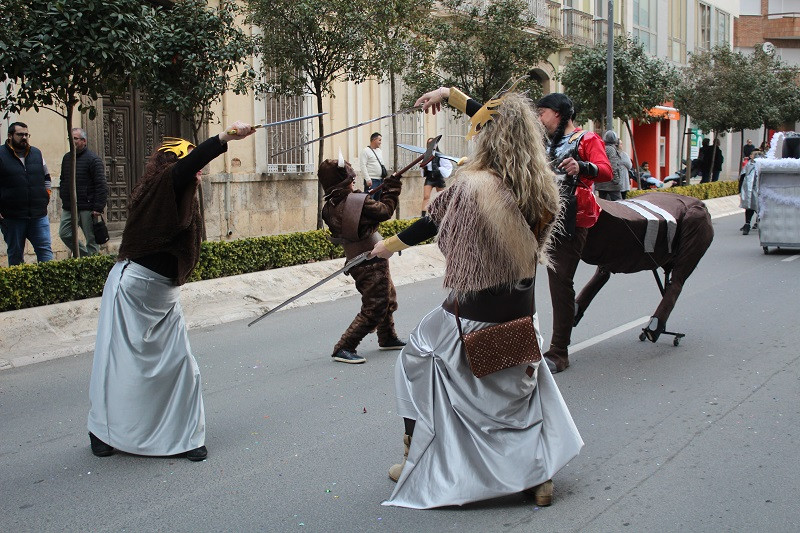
{"left": 226, "top": 113, "right": 326, "bottom": 135}
{"left": 247, "top": 252, "right": 371, "bottom": 327}
{"left": 255, "top": 112, "right": 327, "bottom": 129}
{"left": 270, "top": 107, "right": 420, "bottom": 158}
{"left": 397, "top": 143, "right": 461, "bottom": 163}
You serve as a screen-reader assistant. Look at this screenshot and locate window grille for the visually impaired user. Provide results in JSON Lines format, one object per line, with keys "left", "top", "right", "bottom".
{"left": 260, "top": 90, "right": 315, "bottom": 174}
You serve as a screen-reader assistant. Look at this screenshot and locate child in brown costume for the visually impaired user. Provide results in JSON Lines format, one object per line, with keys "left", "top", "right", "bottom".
{"left": 318, "top": 156, "right": 406, "bottom": 364}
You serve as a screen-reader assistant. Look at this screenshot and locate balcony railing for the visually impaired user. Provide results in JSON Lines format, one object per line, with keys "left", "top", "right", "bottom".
{"left": 562, "top": 6, "right": 594, "bottom": 46}
{"left": 593, "top": 18, "right": 625, "bottom": 45}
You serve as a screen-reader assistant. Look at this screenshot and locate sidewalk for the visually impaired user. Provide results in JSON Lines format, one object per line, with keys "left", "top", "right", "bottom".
{"left": 0, "top": 196, "right": 742, "bottom": 371}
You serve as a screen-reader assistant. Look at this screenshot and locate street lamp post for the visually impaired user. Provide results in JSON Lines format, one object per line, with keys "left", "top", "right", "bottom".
{"left": 606, "top": 0, "right": 614, "bottom": 132}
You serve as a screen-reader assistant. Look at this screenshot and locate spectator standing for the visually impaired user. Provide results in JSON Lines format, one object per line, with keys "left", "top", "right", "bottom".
{"left": 596, "top": 130, "right": 623, "bottom": 201}
{"left": 743, "top": 139, "right": 756, "bottom": 159}
{"left": 420, "top": 139, "right": 453, "bottom": 216}
{"left": 699, "top": 138, "right": 724, "bottom": 183}
{"left": 0, "top": 122, "right": 54, "bottom": 265}
{"left": 618, "top": 145, "right": 633, "bottom": 199}
{"left": 360, "top": 132, "right": 387, "bottom": 200}
{"left": 59, "top": 128, "right": 108, "bottom": 256}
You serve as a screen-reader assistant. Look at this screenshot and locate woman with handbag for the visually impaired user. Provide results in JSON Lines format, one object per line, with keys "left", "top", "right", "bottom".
{"left": 370, "top": 89, "right": 583, "bottom": 509}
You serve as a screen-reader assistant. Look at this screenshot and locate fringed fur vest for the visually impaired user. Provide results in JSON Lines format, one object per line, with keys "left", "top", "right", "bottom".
{"left": 428, "top": 169, "right": 554, "bottom": 295}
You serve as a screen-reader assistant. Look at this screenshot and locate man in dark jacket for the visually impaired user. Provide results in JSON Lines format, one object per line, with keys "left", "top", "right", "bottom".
{"left": 0, "top": 122, "right": 54, "bottom": 265}
{"left": 699, "top": 138, "right": 724, "bottom": 183}
{"left": 59, "top": 128, "right": 108, "bottom": 256}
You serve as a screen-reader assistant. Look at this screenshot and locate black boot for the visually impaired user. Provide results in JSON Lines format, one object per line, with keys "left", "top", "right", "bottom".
{"left": 742, "top": 223, "right": 750, "bottom": 235}
{"left": 186, "top": 446, "right": 208, "bottom": 461}
{"left": 89, "top": 432, "right": 114, "bottom": 457}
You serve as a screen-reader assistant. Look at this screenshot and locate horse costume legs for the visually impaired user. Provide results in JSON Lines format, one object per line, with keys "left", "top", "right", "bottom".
{"left": 644, "top": 205, "right": 714, "bottom": 342}
{"left": 573, "top": 267, "right": 611, "bottom": 327}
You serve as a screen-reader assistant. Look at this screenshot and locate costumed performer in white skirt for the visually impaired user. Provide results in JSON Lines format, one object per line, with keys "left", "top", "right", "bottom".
{"left": 87, "top": 122, "right": 254, "bottom": 461}
{"left": 370, "top": 88, "right": 584, "bottom": 509}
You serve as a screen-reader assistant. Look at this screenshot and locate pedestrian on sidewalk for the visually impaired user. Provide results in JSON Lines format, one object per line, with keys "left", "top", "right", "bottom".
{"left": 87, "top": 122, "right": 254, "bottom": 462}
{"left": 0, "top": 122, "right": 54, "bottom": 265}
{"left": 58, "top": 128, "right": 108, "bottom": 257}
{"left": 372, "top": 87, "right": 583, "bottom": 509}
{"left": 359, "top": 132, "right": 387, "bottom": 200}
{"left": 318, "top": 153, "right": 406, "bottom": 364}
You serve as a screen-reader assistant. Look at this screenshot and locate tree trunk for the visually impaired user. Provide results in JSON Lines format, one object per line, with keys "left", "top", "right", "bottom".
{"left": 389, "top": 71, "right": 400, "bottom": 219}
{"left": 189, "top": 125, "right": 207, "bottom": 241}
{"left": 624, "top": 120, "right": 642, "bottom": 189}
{"left": 66, "top": 101, "right": 81, "bottom": 258}
{"left": 315, "top": 87, "right": 325, "bottom": 230}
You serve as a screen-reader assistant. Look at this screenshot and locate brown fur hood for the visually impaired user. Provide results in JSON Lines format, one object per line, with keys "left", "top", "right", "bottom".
{"left": 429, "top": 169, "right": 553, "bottom": 295}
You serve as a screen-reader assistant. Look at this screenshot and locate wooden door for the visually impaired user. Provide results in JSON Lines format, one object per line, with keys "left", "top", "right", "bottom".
{"left": 102, "top": 89, "right": 181, "bottom": 229}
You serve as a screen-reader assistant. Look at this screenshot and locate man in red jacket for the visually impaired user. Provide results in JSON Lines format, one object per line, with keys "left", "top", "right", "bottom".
{"left": 536, "top": 93, "right": 612, "bottom": 373}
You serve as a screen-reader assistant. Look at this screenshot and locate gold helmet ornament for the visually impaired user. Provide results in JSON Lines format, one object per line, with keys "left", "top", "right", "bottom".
{"left": 466, "top": 76, "right": 528, "bottom": 140}
{"left": 158, "top": 137, "right": 195, "bottom": 159}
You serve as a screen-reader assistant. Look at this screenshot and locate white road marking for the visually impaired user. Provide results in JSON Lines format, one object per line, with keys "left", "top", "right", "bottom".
{"left": 570, "top": 316, "right": 651, "bottom": 354}
{"left": 781, "top": 255, "right": 800, "bottom": 262}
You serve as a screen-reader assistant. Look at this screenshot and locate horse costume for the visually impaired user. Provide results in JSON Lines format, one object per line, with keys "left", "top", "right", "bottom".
{"left": 572, "top": 192, "right": 714, "bottom": 346}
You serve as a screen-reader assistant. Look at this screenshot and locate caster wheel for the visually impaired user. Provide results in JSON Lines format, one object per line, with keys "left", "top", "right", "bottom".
{"left": 763, "top": 246, "right": 769, "bottom": 254}
{"left": 639, "top": 331, "right": 647, "bottom": 341}
{"left": 673, "top": 337, "right": 680, "bottom": 346}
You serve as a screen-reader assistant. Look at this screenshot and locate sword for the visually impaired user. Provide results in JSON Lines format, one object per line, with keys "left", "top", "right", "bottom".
{"left": 397, "top": 143, "right": 461, "bottom": 163}
{"left": 247, "top": 251, "right": 371, "bottom": 327}
{"left": 226, "top": 112, "right": 327, "bottom": 135}
{"left": 270, "top": 106, "right": 421, "bottom": 158}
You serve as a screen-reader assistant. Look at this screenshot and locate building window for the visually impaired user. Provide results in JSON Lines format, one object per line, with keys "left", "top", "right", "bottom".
{"left": 768, "top": 0, "right": 800, "bottom": 15}
{"left": 668, "top": 0, "right": 686, "bottom": 63}
{"left": 633, "top": 0, "right": 657, "bottom": 54}
{"left": 697, "top": 2, "right": 711, "bottom": 51}
{"left": 740, "top": 0, "right": 761, "bottom": 15}
{"left": 716, "top": 10, "right": 730, "bottom": 45}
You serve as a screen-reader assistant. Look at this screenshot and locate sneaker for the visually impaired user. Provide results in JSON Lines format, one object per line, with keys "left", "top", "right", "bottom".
{"left": 378, "top": 338, "right": 406, "bottom": 351}
{"left": 186, "top": 446, "right": 208, "bottom": 461}
{"left": 742, "top": 223, "right": 751, "bottom": 235}
{"left": 740, "top": 223, "right": 748, "bottom": 232}
{"left": 89, "top": 432, "right": 114, "bottom": 457}
{"left": 332, "top": 348, "right": 366, "bottom": 364}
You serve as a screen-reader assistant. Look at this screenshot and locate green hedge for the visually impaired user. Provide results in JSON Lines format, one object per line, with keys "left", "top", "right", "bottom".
{"left": 0, "top": 219, "right": 420, "bottom": 312}
{"left": 627, "top": 180, "right": 738, "bottom": 200}
{"left": 0, "top": 181, "right": 737, "bottom": 312}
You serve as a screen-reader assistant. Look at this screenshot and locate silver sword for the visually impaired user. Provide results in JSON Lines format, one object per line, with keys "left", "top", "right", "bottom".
{"left": 226, "top": 112, "right": 327, "bottom": 135}
{"left": 247, "top": 251, "right": 371, "bottom": 327}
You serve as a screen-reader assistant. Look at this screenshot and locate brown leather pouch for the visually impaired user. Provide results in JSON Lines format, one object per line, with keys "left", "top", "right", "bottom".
{"left": 455, "top": 300, "right": 541, "bottom": 378}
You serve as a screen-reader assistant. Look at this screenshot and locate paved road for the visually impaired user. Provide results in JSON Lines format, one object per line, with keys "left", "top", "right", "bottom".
{"left": 2, "top": 214, "right": 799, "bottom": 532}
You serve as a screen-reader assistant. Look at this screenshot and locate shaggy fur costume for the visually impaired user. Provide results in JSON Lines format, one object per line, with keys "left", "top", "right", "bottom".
{"left": 428, "top": 169, "right": 553, "bottom": 296}
{"left": 318, "top": 158, "right": 403, "bottom": 354}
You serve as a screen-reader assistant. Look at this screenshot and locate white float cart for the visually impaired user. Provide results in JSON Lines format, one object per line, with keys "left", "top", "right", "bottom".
{"left": 756, "top": 136, "right": 800, "bottom": 254}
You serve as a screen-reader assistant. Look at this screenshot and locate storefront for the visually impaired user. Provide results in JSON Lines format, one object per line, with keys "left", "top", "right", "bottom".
{"left": 630, "top": 104, "right": 680, "bottom": 180}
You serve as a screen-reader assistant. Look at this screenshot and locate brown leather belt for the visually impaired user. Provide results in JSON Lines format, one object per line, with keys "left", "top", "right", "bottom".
{"left": 442, "top": 278, "right": 535, "bottom": 322}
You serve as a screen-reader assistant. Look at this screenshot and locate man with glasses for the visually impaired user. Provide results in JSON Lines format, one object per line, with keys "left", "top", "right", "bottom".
{"left": 59, "top": 128, "right": 108, "bottom": 256}
{"left": 0, "top": 122, "right": 54, "bottom": 265}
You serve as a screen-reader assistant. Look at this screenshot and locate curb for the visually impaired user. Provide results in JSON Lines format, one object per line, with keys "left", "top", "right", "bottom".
{"left": 0, "top": 195, "right": 741, "bottom": 371}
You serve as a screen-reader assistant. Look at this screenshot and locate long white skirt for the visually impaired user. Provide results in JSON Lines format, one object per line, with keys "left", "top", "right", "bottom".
{"left": 88, "top": 261, "right": 205, "bottom": 456}
{"left": 383, "top": 306, "right": 583, "bottom": 509}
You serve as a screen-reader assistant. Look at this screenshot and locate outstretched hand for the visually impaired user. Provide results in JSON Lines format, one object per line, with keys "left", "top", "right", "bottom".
{"left": 414, "top": 87, "right": 450, "bottom": 115}
{"left": 219, "top": 121, "right": 255, "bottom": 142}
{"left": 369, "top": 239, "right": 394, "bottom": 259}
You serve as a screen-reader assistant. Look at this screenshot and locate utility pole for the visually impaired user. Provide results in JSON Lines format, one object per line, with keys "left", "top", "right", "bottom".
{"left": 606, "top": 0, "right": 614, "bottom": 132}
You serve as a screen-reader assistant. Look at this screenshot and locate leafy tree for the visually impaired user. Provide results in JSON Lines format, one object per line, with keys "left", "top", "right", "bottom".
{"left": 137, "top": 0, "right": 256, "bottom": 240}
{"left": 561, "top": 36, "right": 679, "bottom": 173}
{"left": 561, "top": 36, "right": 678, "bottom": 126}
{"left": 0, "top": 0, "right": 154, "bottom": 257}
{"left": 245, "top": 0, "right": 374, "bottom": 229}
{"left": 408, "top": 0, "right": 562, "bottom": 104}
{"left": 674, "top": 45, "right": 762, "bottom": 170}
{"left": 138, "top": 0, "right": 256, "bottom": 145}
{"left": 363, "top": 0, "right": 436, "bottom": 201}
{"left": 748, "top": 47, "right": 800, "bottom": 147}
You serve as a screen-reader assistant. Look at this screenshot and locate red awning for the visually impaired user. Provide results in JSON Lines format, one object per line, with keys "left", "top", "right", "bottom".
{"left": 648, "top": 105, "right": 680, "bottom": 120}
